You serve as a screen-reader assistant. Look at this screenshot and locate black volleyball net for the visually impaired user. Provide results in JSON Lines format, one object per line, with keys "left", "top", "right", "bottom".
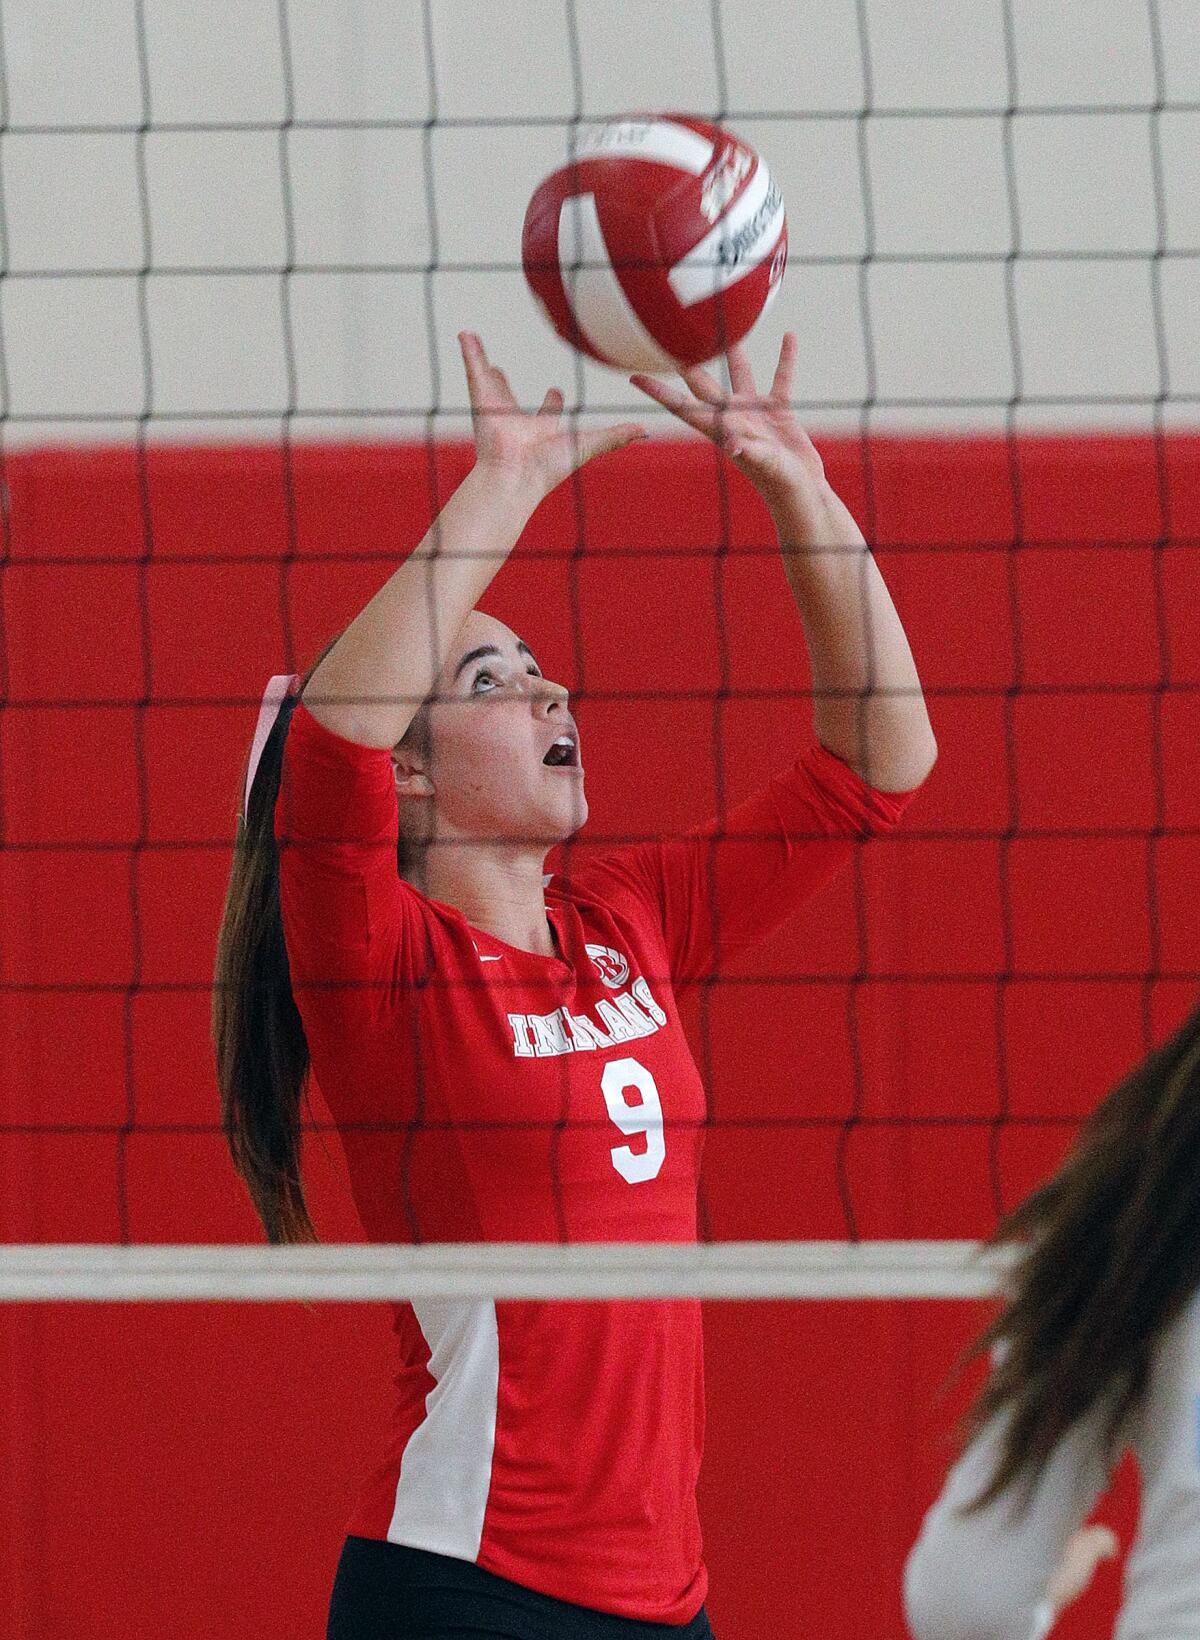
{"left": 0, "top": 0, "right": 1196, "bottom": 1301}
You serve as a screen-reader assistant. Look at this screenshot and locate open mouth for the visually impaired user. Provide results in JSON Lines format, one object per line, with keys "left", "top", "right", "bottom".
{"left": 542, "top": 734, "right": 580, "bottom": 769}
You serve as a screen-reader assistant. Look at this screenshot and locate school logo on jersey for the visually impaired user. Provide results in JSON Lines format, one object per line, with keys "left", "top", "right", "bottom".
{"left": 586, "top": 943, "right": 629, "bottom": 989}
{"left": 507, "top": 975, "right": 669, "bottom": 1059}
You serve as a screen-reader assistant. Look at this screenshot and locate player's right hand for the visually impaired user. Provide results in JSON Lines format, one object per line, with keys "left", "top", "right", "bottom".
{"left": 458, "top": 331, "right": 647, "bottom": 498}
{"left": 1044, "top": 1525, "right": 1119, "bottom": 1620}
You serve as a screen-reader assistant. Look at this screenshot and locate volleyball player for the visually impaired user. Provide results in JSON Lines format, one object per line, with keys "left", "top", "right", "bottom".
{"left": 215, "top": 331, "right": 937, "bottom": 1639}
{"left": 905, "top": 1002, "right": 1200, "bottom": 1640}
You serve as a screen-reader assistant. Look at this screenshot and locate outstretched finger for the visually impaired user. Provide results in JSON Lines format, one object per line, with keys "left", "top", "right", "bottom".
{"left": 458, "top": 331, "right": 496, "bottom": 408}
{"left": 629, "top": 372, "right": 716, "bottom": 437}
{"left": 726, "top": 343, "right": 756, "bottom": 398}
{"left": 576, "top": 421, "right": 649, "bottom": 463}
{"left": 771, "top": 331, "right": 799, "bottom": 401}
{"left": 458, "top": 330, "right": 490, "bottom": 374}
{"left": 538, "top": 386, "right": 565, "bottom": 417}
{"left": 680, "top": 362, "right": 726, "bottom": 405}
{"left": 487, "top": 363, "right": 518, "bottom": 407}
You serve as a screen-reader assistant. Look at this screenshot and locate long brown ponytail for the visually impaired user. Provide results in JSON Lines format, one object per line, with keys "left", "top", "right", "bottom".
{"left": 213, "top": 677, "right": 316, "bottom": 1244}
{"left": 214, "top": 640, "right": 433, "bottom": 1242}
{"left": 964, "top": 999, "right": 1200, "bottom": 1510}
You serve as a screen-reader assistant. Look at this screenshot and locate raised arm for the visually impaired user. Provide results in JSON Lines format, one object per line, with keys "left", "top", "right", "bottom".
{"left": 631, "top": 335, "right": 937, "bottom": 793}
{"left": 304, "top": 333, "right": 646, "bottom": 749}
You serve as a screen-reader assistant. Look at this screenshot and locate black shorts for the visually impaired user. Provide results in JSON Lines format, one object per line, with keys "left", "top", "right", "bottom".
{"left": 327, "top": 1537, "right": 717, "bottom": 1640}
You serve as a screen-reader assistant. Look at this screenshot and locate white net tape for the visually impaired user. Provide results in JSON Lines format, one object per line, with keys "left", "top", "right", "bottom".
{"left": 0, "top": 1240, "right": 1018, "bottom": 1302}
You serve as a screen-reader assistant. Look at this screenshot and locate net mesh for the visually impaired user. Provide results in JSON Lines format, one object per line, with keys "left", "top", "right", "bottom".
{"left": 1, "top": 0, "right": 1197, "bottom": 1299}
{"left": 2, "top": 12, "right": 1192, "bottom": 1640}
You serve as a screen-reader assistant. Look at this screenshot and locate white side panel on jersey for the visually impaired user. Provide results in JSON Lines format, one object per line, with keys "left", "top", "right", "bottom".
{"left": 574, "top": 118, "right": 713, "bottom": 175}
{"left": 387, "top": 1298, "right": 499, "bottom": 1561}
{"left": 558, "top": 193, "right": 677, "bottom": 373}
{"left": 668, "top": 160, "right": 786, "bottom": 309}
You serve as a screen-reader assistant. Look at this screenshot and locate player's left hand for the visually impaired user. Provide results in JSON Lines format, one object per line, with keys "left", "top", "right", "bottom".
{"left": 630, "top": 334, "right": 824, "bottom": 511}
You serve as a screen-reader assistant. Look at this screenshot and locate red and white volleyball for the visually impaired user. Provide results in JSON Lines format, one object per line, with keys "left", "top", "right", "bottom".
{"left": 521, "top": 115, "right": 788, "bottom": 372}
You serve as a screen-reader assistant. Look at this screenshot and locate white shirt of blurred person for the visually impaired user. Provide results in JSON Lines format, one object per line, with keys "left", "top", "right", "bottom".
{"left": 905, "top": 1004, "right": 1200, "bottom": 1640}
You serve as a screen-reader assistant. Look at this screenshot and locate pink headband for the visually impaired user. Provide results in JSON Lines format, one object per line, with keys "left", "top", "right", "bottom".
{"left": 243, "top": 673, "right": 301, "bottom": 822}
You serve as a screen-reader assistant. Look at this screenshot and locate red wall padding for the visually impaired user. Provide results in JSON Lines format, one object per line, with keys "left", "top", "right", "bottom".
{"left": 3, "top": 434, "right": 1197, "bottom": 1638}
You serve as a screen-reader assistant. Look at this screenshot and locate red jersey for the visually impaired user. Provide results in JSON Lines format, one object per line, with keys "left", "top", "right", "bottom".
{"left": 276, "top": 701, "right": 917, "bottom": 1622}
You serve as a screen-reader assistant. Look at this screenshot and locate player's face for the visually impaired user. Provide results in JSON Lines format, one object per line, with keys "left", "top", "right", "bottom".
{"left": 422, "top": 612, "right": 586, "bottom": 846}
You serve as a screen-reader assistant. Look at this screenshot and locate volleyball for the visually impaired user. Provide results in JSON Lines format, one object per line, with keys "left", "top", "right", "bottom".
{"left": 521, "top": 115, "right": 788, "bottom": 373}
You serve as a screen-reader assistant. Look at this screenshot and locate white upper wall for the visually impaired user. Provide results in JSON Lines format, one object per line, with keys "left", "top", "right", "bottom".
{"left": 3, "top": 0, "right": 1197, "bottom": 444}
